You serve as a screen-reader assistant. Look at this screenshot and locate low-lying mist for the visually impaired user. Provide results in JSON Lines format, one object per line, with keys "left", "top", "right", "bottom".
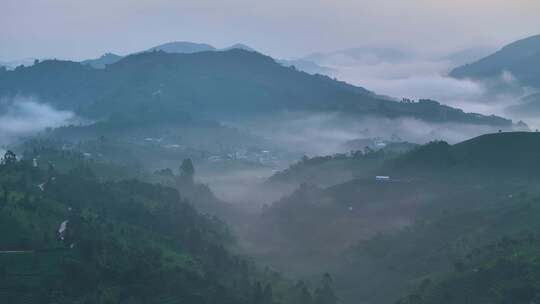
{"left": 311, "top": 48, "right": 539, "bottom": 127}
{"left": 0, "top": 96, "right": 75, "bottom": 149}
{"left": 204, "top": 111, "right": 519, "bottom": 206}
{"left": 236, "top": 112, "right": 517, "bottom": 156}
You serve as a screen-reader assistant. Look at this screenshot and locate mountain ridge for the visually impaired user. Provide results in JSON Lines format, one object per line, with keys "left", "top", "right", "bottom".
{"left": 0, "top": 49, "right": 515, "bottom": 128}
{"left": 449, "top": 34, "right": 540, "bottom": 89}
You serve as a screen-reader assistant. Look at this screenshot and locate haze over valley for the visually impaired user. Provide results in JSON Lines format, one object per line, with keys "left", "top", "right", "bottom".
{"left": 2, "top": 1, "right": 540, "bottom": 303}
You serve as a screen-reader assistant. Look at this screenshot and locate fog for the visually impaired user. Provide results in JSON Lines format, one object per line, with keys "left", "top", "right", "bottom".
{"left": 302, "top": 47, "right": 539, "bottom": 128}
{"left": 235, "top": 112, "right": 517, "bottom": 158}
{"left": 0, "top": 97, "right": 74, "bottom": 148}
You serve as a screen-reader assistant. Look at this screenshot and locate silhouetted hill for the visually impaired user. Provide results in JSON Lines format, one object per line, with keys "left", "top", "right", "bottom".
{"left": 450, "top": 34, "right": 540, "bottom": 88}
{"left": 0, "top": 50, "right": 513, "bottom": 126}
{"left": 223, "top": 43, "right": 256, "bottom": 52}
{"left": 80, "top": 42, "right": 255, "bottom": 70}
{"left": 145, "top": 41, "right": 217, "bottom": 53}
{"left": 391, "top": 132, "right": 540, "bottom": 179}
{"left": 81, "top": 52, "right": 123, "bottom": 68}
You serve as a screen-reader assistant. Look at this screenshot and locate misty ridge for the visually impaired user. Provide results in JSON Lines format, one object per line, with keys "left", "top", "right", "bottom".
{"left": 3, "top": 21, "right": 540, "bottom": 304}
{"left": 294, "top": 44, "right": 540, "bottom": 126}
{"left": 0, "top": 41, "right": 532, "bottom": 154}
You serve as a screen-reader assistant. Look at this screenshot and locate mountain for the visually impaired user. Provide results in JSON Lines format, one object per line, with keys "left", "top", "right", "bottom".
{"left": 145, "top": 41, "right": 217, "bottom": 53}
{"left": 277, "top": 58, "right": 334, "bottom": 75}
{"left": 81, "top": 52, "right": 123, "bottom": 68}
{"left": 223, "top": 43, "right": 256, "bottom": 52}
{"left": 0, "top": 49, "right": 514, "bottom": 127}
{"left": 81, "top": 42, "right": 256, "bottom": 69}
{"left": 0, "top": 153, "right": 271, "bottom": 303}
{"left": 252, "top": 131, "right": 540, "bottom": 303}
{"left": 389, "top": 132, "right": 540, "bottom": 180}
{"left": 0, "top": 148, "right": 344, "bottom": 304}
{"left": 80, "top": 42, "right": 217, "bottom": 69}
{"left": 450, "top": 34, "right": 540, "bottom": 88}
{"left": 0, "top": 58, "right": 39, "bottom": 70}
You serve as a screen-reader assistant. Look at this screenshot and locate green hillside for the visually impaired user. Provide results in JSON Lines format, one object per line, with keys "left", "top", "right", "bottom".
{"left": 389, "top": 132, "right": 540, "bottom": 180}
{"left": 250, "top": 132, "right": 540, "bottom": 303}
{"left": 0, "top": 151, "right": 339, "bottom": 304}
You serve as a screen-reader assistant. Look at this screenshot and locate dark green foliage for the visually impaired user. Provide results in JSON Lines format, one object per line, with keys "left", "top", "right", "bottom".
{"left": 1, "top": 150, "right": 17, "bottom": 165}
{"left": 0, "top": 153, "right": 303, "bottom": 304}
{"left": 398, "top": 233, "right": 540, "bottom": 304}
{"left": 314, "top": 273, "right": 339, "bottom": 304}
{"left": 267, "top": 149, "right": 398, "bottom": 188}
{"left": 389, "top": 132, "right": 540, "bottom": 180}
{"left": 256, "top": 132, "right": 540, "bottom": 304}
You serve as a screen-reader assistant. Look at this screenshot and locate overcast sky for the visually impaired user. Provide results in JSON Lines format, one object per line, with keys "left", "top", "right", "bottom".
{"left": 2, "top": 0, "right": 540, "bottom": 61}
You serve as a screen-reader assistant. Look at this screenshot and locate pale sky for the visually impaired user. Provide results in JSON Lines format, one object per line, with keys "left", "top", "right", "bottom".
{"left": 2, "top": 0, "right": 540, "bottom": 61}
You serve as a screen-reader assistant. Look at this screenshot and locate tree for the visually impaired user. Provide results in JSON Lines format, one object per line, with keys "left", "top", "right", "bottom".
{"left": 262, "top": 283, "right": 274, "bottom": 304}
{"left": 180, "top": 158, "right": 195, "bottom": 182}
{"left": 314, "top": 273, "right": 339, "bottom": 304}
{"left": 1, "top": 150, "right": 17, "bottom": 165}
{"left": 292, "top": 281, "right": 313, "bottom": 304}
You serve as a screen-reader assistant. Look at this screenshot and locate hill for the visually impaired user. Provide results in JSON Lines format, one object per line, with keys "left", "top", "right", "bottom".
{"left": 81, "top": 53, "right": 123, "bottom": 69}
{"left": 0, "top": 49, "right": 514, "bottom": 127}
{"left": 397, "top": 232, "right": 540, "bottom": 304}
{"left": 266, "top": 144, "right": 414, "bottom": 189}
{"left": 80, "top": 41, "right": 255, "bottom": 69}
{"left": 145, "top": 41, "right": 217, "bottom": 53}
{"left": 0, "top": 150, "right": 341, "bottom": 304}
{"left": 277, "top": 59, "right": 334, "bottom": 75}
{"left": 247, "top": 132, "right": 540, "bottom": 303}
{"left": 450, "top": 34, "right": 540, "bottom": 89}
{"left": 389, "top": 132, "right": 540, "bottom": 180}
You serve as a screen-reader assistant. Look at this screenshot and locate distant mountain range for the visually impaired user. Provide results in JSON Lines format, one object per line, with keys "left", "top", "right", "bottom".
{"left": 450, "top": 34, "right": 540, "bottom": 89}
{"left": 80, "top": 52, "right": 123, "bottom": 69}
{"left": 450, "top": 34, "right": 540, "bottom": 116}
{"left": 0, "top": 58, "right": 40, "bottom": 70}
{"left": 0, "top": 49, "right": 515, "bottom": 128}
{"left": 81, "top": 41, "right": 329, "bottom": 75}
{"left": 80, "top": 41, "right": 257, "bottom": 69}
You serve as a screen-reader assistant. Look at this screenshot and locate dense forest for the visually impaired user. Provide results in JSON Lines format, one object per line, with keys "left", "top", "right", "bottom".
{"left": 247, "top": 132, "right": 540, "bottom": 303}
{"left": 0, "top": 150, "right": 339, "bottom": 304}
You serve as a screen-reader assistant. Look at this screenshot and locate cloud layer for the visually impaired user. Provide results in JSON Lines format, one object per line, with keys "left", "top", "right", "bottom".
{"left": 0, "top": 97, "right": 74, "bottom": 147}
